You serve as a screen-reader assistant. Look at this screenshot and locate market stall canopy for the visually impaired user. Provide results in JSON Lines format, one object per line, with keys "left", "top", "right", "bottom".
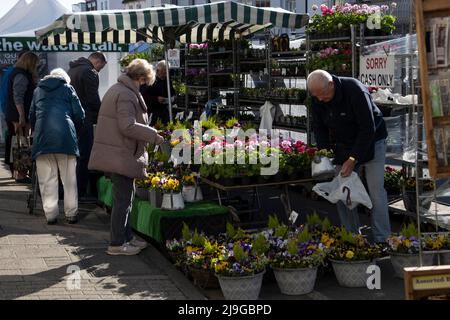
{"left": 35, "top": 1, "right": 309, "bottom": 46}
{"left": 0, "top": 0, "right": 70, "bottom": 37}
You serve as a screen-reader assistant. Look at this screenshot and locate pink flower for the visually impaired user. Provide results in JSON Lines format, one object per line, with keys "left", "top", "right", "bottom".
{"left": 307, "top": 148, "right": 316, "bottom": 157}
{"left": 281, "top": 140, "right": 292, "bottom": 149}
{"left": 234, "top": 140, "right": 244, "bottom": 148}
{"left": 297, "top": 146, "right": 306, "bottom": 153}
{"left": 284, "top": 148, "right": 293, "bottom": 154}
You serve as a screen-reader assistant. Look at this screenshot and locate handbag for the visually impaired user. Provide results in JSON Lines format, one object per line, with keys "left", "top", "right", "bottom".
{"left": 12, "top": 132, "right": 32, "bottom": 173}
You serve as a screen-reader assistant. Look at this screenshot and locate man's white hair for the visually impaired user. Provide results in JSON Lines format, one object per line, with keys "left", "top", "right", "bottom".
{"left": 156, "top": 60, "right": 166, "bottom": 71}
{"left": 307, "top": 69, "right": 332, "bottom": 91}
{"left": 45, "top": 68, "right": 71, "bottom": 84}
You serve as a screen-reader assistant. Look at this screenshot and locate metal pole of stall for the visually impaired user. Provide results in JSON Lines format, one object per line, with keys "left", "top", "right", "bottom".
{"left": 164, "top": 44, "right": 173, "bottom": 122}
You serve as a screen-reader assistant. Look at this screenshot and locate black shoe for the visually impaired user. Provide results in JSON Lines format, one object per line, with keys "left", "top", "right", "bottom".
{"left": 47, "top": 219, "right": 57, "bottom": 225}
{"left": 66, "top": 216, "right": 78, "bottom": 224}
{"left": 78, "top": 196, "right": 98, "bottom": 204}
{"left": 16, "top": 177, "right": 32, "bottom": 184}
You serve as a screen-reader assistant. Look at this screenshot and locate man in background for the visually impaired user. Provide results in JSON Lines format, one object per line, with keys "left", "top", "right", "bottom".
{"left": 140, "top": 60, "right": 174, "bottom": 125}
{"left": 68, "top": 51, "right": 107, "bottom": 203}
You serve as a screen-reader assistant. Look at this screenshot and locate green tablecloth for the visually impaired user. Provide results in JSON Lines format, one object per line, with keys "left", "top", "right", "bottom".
{"left": 97, "top": 176, "right": 229, "bottom": 242}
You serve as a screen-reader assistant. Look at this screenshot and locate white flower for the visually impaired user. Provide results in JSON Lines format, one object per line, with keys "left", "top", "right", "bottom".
{"left": 312, "top": 4, "right": 318, "bottom": 11}
{"left": 391, "top": 2, "right": 397, "bottom": 9}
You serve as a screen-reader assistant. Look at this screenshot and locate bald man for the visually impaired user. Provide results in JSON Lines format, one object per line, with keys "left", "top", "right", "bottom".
{"left": 307, "top": 69, "right": 390, "bottom": 243}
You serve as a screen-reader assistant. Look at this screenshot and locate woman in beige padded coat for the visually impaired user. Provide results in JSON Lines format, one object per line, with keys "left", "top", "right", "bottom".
{"left": 89, "top": 59, "right": 164, "bottom": 256}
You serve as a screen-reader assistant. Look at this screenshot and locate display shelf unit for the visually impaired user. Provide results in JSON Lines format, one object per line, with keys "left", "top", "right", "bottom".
{"left": 413, "top": 0, "right": 450, "bottom": 269}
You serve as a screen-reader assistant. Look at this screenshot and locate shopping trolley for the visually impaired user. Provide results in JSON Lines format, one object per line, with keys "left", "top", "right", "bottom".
{"left": 26, "top": 161, "right": 40, "bottom": 215}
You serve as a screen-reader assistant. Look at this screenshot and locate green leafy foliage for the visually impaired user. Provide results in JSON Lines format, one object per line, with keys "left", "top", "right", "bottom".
{"left": 233, "top": 243, "right": 248, "bottom": 262}
{"left": 287, "top": 239, "right": 298, "bottom": 255}
{"left": 252, "top": 233, "right": 270, "bottom": 256}
{"left": 226, "top": 222, "right": 236, "bottom": 239}
{"left": 268, "top": 215, "right": 281, "bottom": 230}
{"left": 182, "top": 222, "right": 191, "bottom": 242}
{"left": 400, "top": 223, "right": 419, "bottom": 238}
{"left": 297, "top": 226, "right": 312, "bottom": 243}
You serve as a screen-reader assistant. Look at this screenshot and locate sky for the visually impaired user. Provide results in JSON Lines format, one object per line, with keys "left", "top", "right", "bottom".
{"left": 0, "top": 0, "right": 79, "bottom": 20}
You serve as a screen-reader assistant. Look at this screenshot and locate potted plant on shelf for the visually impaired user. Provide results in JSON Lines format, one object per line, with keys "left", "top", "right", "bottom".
{"left": 269, "top": 226, "right": 326, "bottom": 295}
{"left": 160, "top": 175, "right": 184, "bottom": 210}
{"left": 423, "top": 233, "right": 450, "bottom": 266}
{"left": 148, "top": 172, "right": 164, "bottom": 207}
{"left": 386, "top": 223, "right": 434, "bottom": 279}
{"left": 400, "top": 176, "right": 434, "bottom": 213}
{"left": 384, "top": 166, "right": 402, "bottom": 197}
{"left": 182, "top": 171, "right": 203, "bottom": 203}
{"left": 184, "top": 230, "right": 222, "bottom": 289}
{"left": 328, "top": 227, "right": 381, "bottom": 287}
{"left": 135, "top": 177, "right": 150, "bottom": 200}
{"left": 214, "top": 233, "right": 269, "bottom": 300}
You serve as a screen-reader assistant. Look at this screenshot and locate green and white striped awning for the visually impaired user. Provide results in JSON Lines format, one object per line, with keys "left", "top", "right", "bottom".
{"left": 37, "top": 1, "right": 309, "bottom": 45}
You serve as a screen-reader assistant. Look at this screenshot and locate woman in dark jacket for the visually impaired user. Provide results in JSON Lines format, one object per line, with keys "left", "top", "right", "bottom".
{"left": 29, "top": 68, "right": 85, "bottom": 224}
{"left": 5, "top": 51, "right": 39, "bottom": 182}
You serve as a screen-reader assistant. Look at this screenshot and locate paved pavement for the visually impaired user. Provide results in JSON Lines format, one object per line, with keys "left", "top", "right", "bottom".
{"left": 0, "top": 150, "right": 205, "bottom": 300}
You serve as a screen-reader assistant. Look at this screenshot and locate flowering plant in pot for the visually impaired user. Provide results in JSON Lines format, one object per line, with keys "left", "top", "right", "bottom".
{"left": 214, "top": 234, "right": 269, "bottom": 300}
{"left": 328, "top": 227, "right": 381, "bottom": 287}
{"left": 384, "top": 166, "right": 402, "bottom": 196}
{"left": 386, "top": 223, "right": 434, "bottom": 278}
{"left": 400, "top": 176, "right": 434, "bottom": 213}
{"left": 182, "top": 171, "right": 203, "bottom": 202}
{"left": 307, "top": 3, "right": 397, "bottom": 37}
{"left": 269, "top": 226, "right": 326, "bottom": 295}
{"left": 154, "top": 174, "right": 184, "bottom": 210}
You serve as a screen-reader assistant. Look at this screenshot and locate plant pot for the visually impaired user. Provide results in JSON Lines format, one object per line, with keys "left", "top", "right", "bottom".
{"left": 161, "top": 192, "right": 185, "bottom": 210}
{"left": 439, "top": 252, "right": 450, "bottom": 265}
{"left": 272, "top": 266, "right": 318, "bottom": 295}
{"left": 390, "top": 252, "right": 434, "bottom": 279}
{"left": 135, "top": 187, "right": 149, "bottom": 200}
{"left": 149, "top": 189, "right": 163, "bottom": 208}
{"left": 216, "top": 270, "right": 265, "bottom": 300}
{"left": 330, "top": 259, "right": 373, "bottom": 288}
{"left": 182, "top": 185, "right": 203, "bottom": 202}
{"left": 188, "top": 266, "right": 220, "bottom": 289}
{"left": 402, "top": 190, "right": 432, "bottom": 213}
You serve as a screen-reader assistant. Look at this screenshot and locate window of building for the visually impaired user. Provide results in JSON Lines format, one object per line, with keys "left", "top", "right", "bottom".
{"left": 255, "top": 0, "right": 270, "bottom": 7}
{"left": 137, "top": 4, "right": 142, "bottom": 9}
{"left": 287, "top": 0, "right": 296, "bottom": 13}
{"left": 129, "top": 5, "right": 134, "bottom": 9}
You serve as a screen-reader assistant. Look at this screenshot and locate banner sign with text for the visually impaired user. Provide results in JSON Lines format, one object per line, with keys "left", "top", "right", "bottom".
{"left": 0, "top": 37, "right": 127, "bottom": 53}
{"left": 359, "top": 55, "right": 395, "bottom": 88}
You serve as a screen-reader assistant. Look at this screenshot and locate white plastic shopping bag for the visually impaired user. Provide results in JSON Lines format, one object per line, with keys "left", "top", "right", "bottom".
{"left": 312, "top": 172, "right": 373, "bottom": 210}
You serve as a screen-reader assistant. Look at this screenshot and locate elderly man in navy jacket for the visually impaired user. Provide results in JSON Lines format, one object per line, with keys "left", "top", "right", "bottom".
{"left": 307, "top": 69, "right": 390, "bottom": 243}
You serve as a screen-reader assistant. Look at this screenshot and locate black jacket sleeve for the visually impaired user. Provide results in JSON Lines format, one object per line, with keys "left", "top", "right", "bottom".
{"left": 311, "top": 101, "right": 331, "bottom": 150}
{"left": 349, "top": 89, "right": 376, "bottom": 161}
{"left": 83, "top": 69, "right": 101, "bottom": 115}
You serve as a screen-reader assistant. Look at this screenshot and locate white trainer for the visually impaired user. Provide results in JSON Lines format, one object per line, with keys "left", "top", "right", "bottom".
{"left": 106, "top": 243, "right": 141, "bottom": 256}
{"left": 129, "top": 237, "right": 148, "bottom": 250}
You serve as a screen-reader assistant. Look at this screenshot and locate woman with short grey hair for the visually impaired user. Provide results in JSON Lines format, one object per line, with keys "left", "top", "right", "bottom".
{"left": 29, "top": 68, "right": 85, "bottom": 224}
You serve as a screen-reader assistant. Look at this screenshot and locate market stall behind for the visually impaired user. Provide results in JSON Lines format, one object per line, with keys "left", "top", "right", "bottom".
{"left": 35, "top": 0, "right": 309, "bottom": 122}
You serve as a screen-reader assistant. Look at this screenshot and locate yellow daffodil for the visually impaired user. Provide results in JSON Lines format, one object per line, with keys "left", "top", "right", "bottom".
{"left": 403, "top": 239, "right": 411, "bottom": 248}
{"left": 170, "top": 139, "right": 181, "bottom": 147}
